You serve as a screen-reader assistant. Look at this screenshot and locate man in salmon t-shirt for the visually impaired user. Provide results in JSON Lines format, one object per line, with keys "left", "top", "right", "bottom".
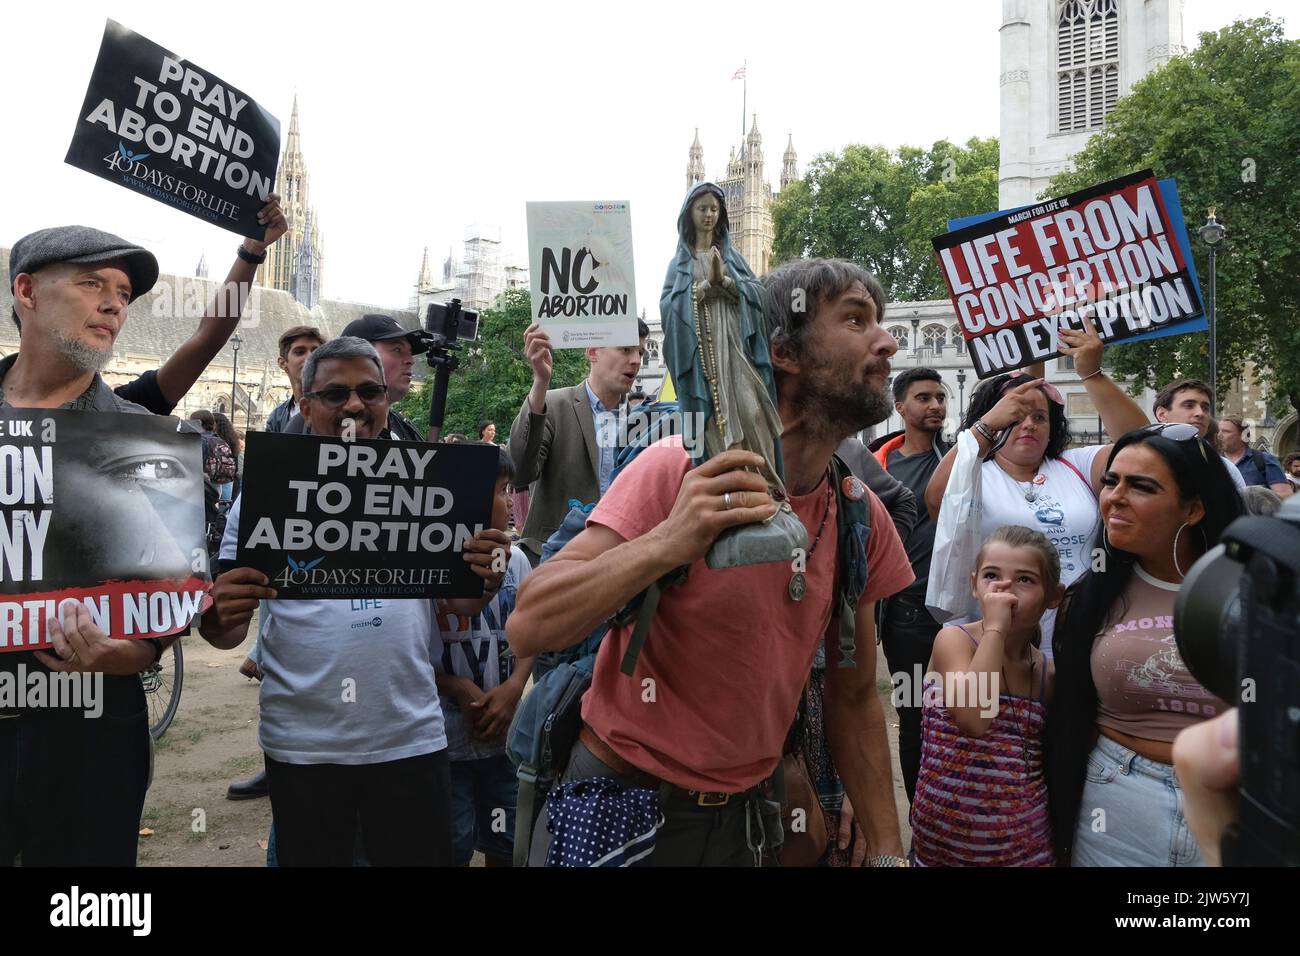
{"left": 508, "top": 258, "right": 915, "bottom": 867}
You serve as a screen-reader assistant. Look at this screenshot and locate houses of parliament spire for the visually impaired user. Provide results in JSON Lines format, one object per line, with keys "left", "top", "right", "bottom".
{"left": 257, "top": 96, "right": 325, "bottom": 304}
{"left": 685, "top": 116, "right": 794, "bottom": 276}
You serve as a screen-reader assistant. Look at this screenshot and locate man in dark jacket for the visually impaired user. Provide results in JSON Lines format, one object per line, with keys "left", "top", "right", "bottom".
{"left": 2, "top": 225, "right": 187, "bottom": 864}
{"left": 867, "top": 367, "right": 952, "bottom": 804}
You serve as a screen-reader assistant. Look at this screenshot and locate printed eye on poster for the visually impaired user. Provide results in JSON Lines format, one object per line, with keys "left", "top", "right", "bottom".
{"left": 236, "top": 434, "right": 498, "bottom": 599}
{"left": 527, "top": 201, "right": 639, "bottom": 348}
{"left": 64, "top": 19, "right": 281, "bottom": 239}
{"left": 0, "top": 411, "right": 210, "bottom": 654}
{"left": 932, "top": 170, "right": 1206, "bottom": 379}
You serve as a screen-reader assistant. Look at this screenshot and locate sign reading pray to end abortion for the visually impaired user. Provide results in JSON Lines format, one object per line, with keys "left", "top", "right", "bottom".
{"left": 236, "top": 434, "right": 498, "bottom": 599}
{"left": 65, "top": 19, "right": 281, "bottom": 239}
{"left": 932, "top": 170, "right": 1205, "bottom": 378}
{"left": 0, "top": 410, "right": 210, "bottom": 654}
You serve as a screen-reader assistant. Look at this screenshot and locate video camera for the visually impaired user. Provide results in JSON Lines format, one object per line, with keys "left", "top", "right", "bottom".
{"left": 1174, "top": 494, "right": 1300, "bottom": 866}
{"left": 416, "top": 299, "right": 479, "bottom": 442}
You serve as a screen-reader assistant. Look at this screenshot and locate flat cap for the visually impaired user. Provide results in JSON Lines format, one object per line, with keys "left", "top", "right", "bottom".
{"left": 9, "top": 225, "right": 159, "bottom": 302}
{"left": 342, "top": 314, "right": 428, "bottom": 354}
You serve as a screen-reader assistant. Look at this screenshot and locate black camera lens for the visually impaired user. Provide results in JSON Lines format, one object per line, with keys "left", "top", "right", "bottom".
{"left": 1174, "top": 543, "right": 1244, "bottom": 703}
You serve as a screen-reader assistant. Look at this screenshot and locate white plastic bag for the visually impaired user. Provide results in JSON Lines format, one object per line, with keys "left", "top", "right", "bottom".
{"left": 926, "top": 429, "right": 983, "bottom": 625}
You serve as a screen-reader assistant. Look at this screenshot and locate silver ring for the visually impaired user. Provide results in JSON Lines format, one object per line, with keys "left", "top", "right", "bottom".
{"left": 723, "top": 492, "right": 733, "bottom": 511}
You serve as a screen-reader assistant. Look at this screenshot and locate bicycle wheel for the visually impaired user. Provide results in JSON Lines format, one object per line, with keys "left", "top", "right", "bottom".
{"left": 141, "top": 639, "right": 184, "bottom": 740}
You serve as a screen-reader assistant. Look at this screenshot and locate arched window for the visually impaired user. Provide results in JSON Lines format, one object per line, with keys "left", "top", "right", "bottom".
{"left": 923, "top": 324, "right": 947, "bottom": 352}
{"left": 950, "top": 324, "right": 966, "bottom": 355}
{"left": 645, "top": 338, "right": 661, "bottom": 366}
{"left": 888, "top": 326, "right": 909, "bottom": 349}
{"left": 1057, "top": 0, "right": 1119, "bottom": 133}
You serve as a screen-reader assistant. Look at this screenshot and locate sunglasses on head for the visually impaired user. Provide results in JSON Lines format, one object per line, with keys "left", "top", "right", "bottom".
{"left": 303, "top": 383, "right": 388, "bottom": 408}
{"left": 1140, "top": 421, "right": 1208, "bottom": 460}
{"left": 1005, "top": 370, "right": 1065, "bottom": 406}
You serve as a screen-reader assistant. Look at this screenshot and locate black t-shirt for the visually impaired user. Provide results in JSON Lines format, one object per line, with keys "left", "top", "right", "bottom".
{"left": 886, "top": 439, "right": 948, "bottom": 602}
{"left": 112, "top": 369, "right": 173, "bottom": 416}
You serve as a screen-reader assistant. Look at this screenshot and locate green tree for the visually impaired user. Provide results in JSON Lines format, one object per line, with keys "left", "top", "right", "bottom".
{"left": 393, "top": 287, "right": 589, "bottom": 438}
{"left": 1046, "top": 17, "right": 1300, "bottom": 416}
{"left": 771, "top": 137, "right": 999, "bottom": 300}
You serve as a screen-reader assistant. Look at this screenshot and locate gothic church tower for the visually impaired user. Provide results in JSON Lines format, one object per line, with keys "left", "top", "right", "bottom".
{"left": 999, "top": 0, "right": 1185, "bottom": 207}
{"left": 258, "top": 97, "right": 325, "bottom": 300}
{"left": 687, "top": 117, "right": 793, "bottom": 277}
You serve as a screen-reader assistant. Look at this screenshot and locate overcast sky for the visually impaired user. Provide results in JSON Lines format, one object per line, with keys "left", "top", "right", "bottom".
{"left": 3, "top": 1, "right": 1295, "bottom": 314}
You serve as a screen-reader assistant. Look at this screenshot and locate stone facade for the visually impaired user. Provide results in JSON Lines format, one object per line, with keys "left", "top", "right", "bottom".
{"left": 998, "top": 0, "right": 1185, "bottom": 208}
{"left": 872, "top": 301, "right": 1158, "bottom": 447}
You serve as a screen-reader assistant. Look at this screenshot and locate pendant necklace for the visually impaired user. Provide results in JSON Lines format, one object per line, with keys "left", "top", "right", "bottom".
{"left": 788, "top": 471, "right": 834, "bottom": 603}
{"left": 1004, "top": 459, "right": 1048, "bottom": 503}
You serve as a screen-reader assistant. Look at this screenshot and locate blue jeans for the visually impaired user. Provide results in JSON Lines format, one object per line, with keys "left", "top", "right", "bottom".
{"left": 1071, "top": 735, "right": 1206, "bottom": 867}
{"left": 449, "top": 755, "right": 518, "bottom": 865}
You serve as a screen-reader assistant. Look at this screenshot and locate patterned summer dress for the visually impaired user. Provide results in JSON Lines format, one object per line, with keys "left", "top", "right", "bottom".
{"left": 910, "top": 626, "right": 1055, "bottom": 867}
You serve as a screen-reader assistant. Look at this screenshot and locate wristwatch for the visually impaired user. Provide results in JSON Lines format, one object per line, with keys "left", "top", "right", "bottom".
{"left": 237, "top": 243, "right": 267, "bottom": 265}
{"left": 865, "top": 854, "right": 911, "bottom": 867}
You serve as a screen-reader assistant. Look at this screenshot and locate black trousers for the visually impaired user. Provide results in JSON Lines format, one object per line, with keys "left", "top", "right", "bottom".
{"left": 265, "top": 749, "right": 452, "bottom": 867}
{"left": 880, "top": 595, "right": 941, "bottom": 806}
{"left": 0, "top": 677, "right": 151, "bottom": 867}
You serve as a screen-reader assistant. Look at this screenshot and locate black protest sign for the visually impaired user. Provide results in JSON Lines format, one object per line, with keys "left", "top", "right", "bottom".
{"left": 0, "top": 410, "right": 210, "bottom": 654}
{"left": 65, "top": 19, "right": 280, "bottom": 239}
{"left": 932, "top": 170, "right": 1204, "bottom": 378}
{"left": 236, "top": 434, "right": 498, "bottom": 599}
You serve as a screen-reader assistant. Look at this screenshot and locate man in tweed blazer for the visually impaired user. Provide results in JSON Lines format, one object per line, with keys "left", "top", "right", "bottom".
{"left": 509, "top": 318, "right": 648, "bottom": 563}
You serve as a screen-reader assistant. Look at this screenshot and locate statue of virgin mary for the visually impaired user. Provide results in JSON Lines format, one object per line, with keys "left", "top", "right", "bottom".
{"left": 660, "top": 181, "right": 807, "bottom": 568}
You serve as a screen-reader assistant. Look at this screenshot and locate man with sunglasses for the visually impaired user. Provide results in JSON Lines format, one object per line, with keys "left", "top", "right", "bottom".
{"left": 200, "top": 336, "right": 506, "bottom": 865}
{"left": 281, "top": 314, "right": 429, "bottom": 441}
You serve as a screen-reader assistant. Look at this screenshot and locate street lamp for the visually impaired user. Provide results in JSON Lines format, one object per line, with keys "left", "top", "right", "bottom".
{"left": 1198, "top": 207, "right": 1226, "bottom": 403}
{"left": 956, "top": 369, "right": 967, "bottom": 421}
{"left": 229, "top": 332, "right": 242, "bottom": 424}
{"left": 910, "top": 313, "right": 920, "bottom": 356}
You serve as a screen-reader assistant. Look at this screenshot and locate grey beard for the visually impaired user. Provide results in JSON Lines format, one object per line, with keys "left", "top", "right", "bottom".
{"left": 55, "top": 332, "right": 111, "bottom": 373}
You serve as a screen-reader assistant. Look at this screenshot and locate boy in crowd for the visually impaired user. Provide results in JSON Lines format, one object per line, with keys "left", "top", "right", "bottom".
{"left": 432, "top": 448, "right": 535, "bottom": 866}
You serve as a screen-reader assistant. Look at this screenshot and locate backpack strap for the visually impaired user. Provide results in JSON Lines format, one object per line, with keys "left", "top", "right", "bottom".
{"left": 617, "top": 565, "right": 688, "bottom": 676}
{"left": 829, "top": 453, "right": 871, "bottom": 669}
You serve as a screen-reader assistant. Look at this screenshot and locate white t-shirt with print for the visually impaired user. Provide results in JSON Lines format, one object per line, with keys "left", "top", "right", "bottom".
{"left": 220, "top": 495, "right": 447, "bottom": 765}
{"left": 979, "top": 444, "right": 1105, "bottom": 654}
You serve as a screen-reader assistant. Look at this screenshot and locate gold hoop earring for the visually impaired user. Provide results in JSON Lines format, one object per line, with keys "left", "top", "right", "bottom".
{"left": 1172, "top": 523, "right": 1188, "bottom": 578}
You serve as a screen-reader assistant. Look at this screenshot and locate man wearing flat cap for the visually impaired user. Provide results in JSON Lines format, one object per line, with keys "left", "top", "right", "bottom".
{"left": 1, "top": 226, "right": 167, "bottom": 865}
{"left": 284, "top": 313, "right": 429, "bottom": 441}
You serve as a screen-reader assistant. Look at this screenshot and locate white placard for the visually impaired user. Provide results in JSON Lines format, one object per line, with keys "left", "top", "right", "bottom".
{"left": 526, "top": 200, "right": 638, "bottom": 348}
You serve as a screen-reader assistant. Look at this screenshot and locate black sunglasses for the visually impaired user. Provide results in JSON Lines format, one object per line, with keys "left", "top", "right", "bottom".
{"left": 303, "top": 383, "right": 389, "bottom": 408}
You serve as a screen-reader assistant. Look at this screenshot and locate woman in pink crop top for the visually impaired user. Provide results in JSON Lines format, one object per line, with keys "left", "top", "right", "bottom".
{"left": 1044, "top": 423, "right": 1244, "bottom": 867}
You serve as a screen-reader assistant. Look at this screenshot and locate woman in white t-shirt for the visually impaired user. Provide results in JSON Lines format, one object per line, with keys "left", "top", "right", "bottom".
{"left": 925, "top": 317, "right": 1150, "bottom": 654}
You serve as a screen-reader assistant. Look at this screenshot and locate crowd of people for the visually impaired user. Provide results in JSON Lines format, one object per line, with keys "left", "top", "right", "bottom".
{"left": 0, "top": 191, "right": 1289, "bottom": 868}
